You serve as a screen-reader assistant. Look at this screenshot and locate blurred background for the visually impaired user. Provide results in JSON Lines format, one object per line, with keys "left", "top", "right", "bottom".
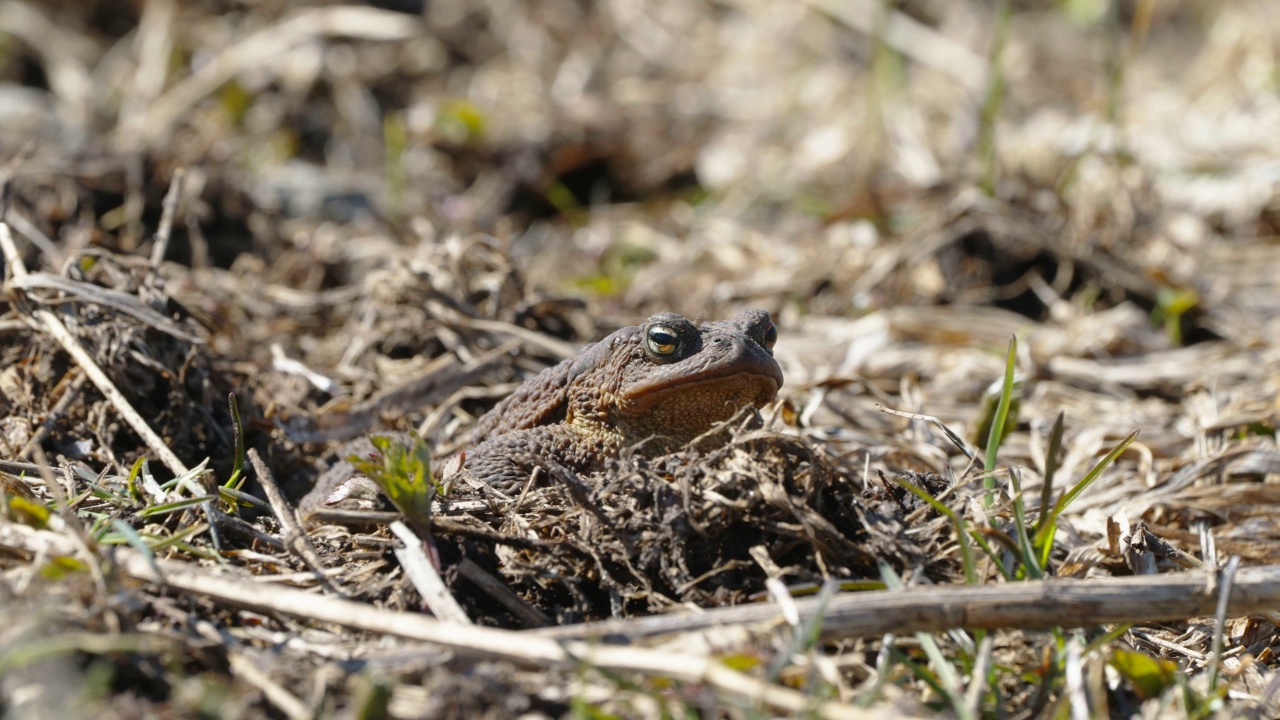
{"left": 0, "top": 0, "right": 1277, "bottom": 459}
{"left": 2, "top": 1, "right": 1274, "bottom": 317}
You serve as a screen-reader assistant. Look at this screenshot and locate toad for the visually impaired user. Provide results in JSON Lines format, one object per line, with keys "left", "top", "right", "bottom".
{"left": 458, "top": 309, "right": 784, "bottom": 491}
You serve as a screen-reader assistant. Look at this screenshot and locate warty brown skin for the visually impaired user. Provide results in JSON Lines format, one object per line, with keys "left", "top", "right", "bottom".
{"left": 459, "top": 309, "right": 784, "bottom": 491}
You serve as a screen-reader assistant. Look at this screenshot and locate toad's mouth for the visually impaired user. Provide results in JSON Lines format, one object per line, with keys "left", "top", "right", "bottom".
{"left": 618, "top": 369, "right": 782, "bottom": 426}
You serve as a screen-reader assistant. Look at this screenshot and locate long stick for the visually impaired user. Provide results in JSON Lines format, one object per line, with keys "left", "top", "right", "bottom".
{"left": 540, "top": 565, "right": 1279, "bottom": 641}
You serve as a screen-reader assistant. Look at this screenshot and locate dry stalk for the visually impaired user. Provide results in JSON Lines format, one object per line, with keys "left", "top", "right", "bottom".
{"left": 6, "top": 517, "right": 1280, "bottom": 712}
{"left": 247, "top": 449, "right": 340, "bottom": 595}
{"left": 227, "top": 652, "right": 311, "bottom": 720}
{"left": 799, "top": 0, "right": 988, "bottom": 95}
{"left": 389, "top": 520, "right": 472, "bottom": 625}
{"left": 531, "top": 564, "right": 1279, "bottom": 641}
{"left": 149, "top": 168, "right": 185, "bottom": 268}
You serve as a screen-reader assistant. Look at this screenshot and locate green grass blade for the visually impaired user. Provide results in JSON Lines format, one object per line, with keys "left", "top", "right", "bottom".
{"left": 83, "top": 481, "right": 129, "bottom": 505}
{"left": 0, "top": 633, "right": 174, "bottom": 677}
{"left": 1206, "top": 556, "right": 1240, "bottom": 694}
{"left": 111, "top": 518, "right": 156, "bottom": 566}
{"left": 983, "top": 335, "right": 1019, "bottom": 506}
{"left": 1084, "top": 623, "right": 1133, "bottom": 656}
{"left": 881, "top": 562, "right": 975, "bottom": 720}
{"left": 126, "top": 455, "right": 146, "bottom": 501}
{"left": 218, "top": 485, "right": 270, "bottom": 512}
{"left": 800, "top": 579, "right": 838, "bottom": 650}
{"left": 1008, "top": 467, "right": 1043, "bottom": 579}
{"left": 1035, "top": 411, "right": 1066, "bottom": 537}
{"left": 1035, "top": 429, "right": 1139, "bottom": 568}
{"left": 147, "top": 522, "right": 208, "bottom": 552}
{"left": 139, "top": 494, "right": 220, "bottom": 517}
{"left": 224, "top": 392, "right": 246, "bottom": 489}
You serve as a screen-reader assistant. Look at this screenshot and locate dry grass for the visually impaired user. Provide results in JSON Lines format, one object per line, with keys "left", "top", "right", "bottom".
{"left": 2, "top": 0, "right": 1280, "bottom": 717}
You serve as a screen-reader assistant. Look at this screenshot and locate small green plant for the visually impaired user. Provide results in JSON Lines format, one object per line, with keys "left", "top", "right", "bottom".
{"left": 1109, "top": 647, "right": 1179, "bottom": 701}
{"left": 6, "top": 494, "right": 51, "bottom": 528}
{"left": 881, "top": 336, "right": 1146, "bottom": 716}
{"left": 1032, "top": 429, "right": 1137, "bottom": 570}
{"left": 350, "top": 435, "right": 438, "bottom": 535}
{"left": 1153, "top": 287, "right": 1198, "bottom": 346}
{"left": 435, "top": 99, "right": 487, "bottom": 145}
{"left": 352, "top": 673, "right": 394, "bottom": 720}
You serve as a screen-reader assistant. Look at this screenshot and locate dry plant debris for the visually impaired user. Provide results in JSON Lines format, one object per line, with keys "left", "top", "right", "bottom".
{"left": 2, "top": 0, "right": 1280, "bottom": 718}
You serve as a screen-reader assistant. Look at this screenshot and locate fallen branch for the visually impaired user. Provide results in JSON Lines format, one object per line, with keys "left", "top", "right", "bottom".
{"left": 538, "top": 566, "right": 1280, "bottom": 641}
{"left": 7, "top": 518, "right": 1280, "bottom": 649}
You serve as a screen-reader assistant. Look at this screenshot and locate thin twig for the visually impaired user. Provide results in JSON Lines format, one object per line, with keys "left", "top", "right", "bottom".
{"left": 456, "top": 557, "right": 550, "bottom": 628}
{"left": 247, "top": 449, "right": 340, "bottom": 594}
{"left": 150, "top": 168, "right": 185, "bottom": 268}
{"left": 4, "top": 206, "right": 63, "bottom": 268}
{"left": 537, "top": 564, "right": 1280, "bottom": 642}
{"left": 228, "top": 652, "right": 312, "bottom": 720}
{"left": 9, "top": 272, "right": 204, "bottom": 343}
{"left": 285, "top": 341, "right": 517, "bottom": 444}
{"left": 879, "top": 405, "right": 977, "bottom": 461}
{"left": 19, "top": 370, "right": 87, "bottom": 459}
{"left": 452, "top": 316, "right": 580, "bottom": 360}
{"left": 799, "top": 0, "right": 988, "bottom": 96}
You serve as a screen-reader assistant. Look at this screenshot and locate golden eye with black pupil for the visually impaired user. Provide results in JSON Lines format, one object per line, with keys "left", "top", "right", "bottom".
{"left": 645, "top": 325, "right": 680, "bottom": 357}
{"left": 761, "top": 323, "right": 777, "bottom": 350}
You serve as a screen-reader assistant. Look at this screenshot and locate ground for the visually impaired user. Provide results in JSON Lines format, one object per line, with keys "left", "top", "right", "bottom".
{"left": 1, "top": 0, "right": 1280, "bottom": 718}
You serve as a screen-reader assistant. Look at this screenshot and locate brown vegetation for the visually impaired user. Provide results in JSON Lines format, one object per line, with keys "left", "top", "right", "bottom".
{"left": 2, "top": 0, "right": 1280, "bottom": 717}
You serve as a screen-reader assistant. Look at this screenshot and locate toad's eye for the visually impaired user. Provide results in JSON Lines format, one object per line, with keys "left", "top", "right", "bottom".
{"left": 645, "top": 325, "right": 680, "bottom": 357}
{"left": 761, "top": 322, "right": 777, "bottom": 350}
